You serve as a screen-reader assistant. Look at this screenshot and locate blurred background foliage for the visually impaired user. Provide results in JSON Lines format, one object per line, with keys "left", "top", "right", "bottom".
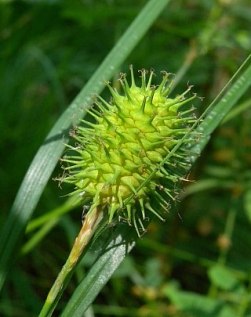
{"left": 0, "top": 0, "right": 251, "bottom": 316}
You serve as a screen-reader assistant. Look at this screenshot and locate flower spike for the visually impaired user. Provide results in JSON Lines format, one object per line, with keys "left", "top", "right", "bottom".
{"left": 62, "top": 67, "right": 197, "bottom": 234}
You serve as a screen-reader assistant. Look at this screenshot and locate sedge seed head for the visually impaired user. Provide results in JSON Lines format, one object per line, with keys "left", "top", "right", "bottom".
{"left": 62, "top": 67, "right": 197, "bottom": 234}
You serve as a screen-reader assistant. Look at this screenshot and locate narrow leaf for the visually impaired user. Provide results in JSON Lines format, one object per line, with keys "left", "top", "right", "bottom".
{"left": 61, "top": 225, "right": 137, "bottom": 317}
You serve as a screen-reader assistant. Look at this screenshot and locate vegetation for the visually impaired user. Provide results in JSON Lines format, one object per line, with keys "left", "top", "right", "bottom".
{"left": 0, "top": 0, "right": 251, "bottom": 316}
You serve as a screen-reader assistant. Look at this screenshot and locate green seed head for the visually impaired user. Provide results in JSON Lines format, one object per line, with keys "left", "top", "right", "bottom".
{"left": 62, "top": 67, "right": 197, "bottom": 234}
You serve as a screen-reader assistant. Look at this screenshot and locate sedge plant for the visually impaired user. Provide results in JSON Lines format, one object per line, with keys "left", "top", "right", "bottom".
{"left": 39, "top": 53, "right": 251, "bottom": 316}
{"left": 1, "top": 0, "right": 251, "bottom": 315}
{"left": 39, "top": 66, "right": 199, "bottom": 317}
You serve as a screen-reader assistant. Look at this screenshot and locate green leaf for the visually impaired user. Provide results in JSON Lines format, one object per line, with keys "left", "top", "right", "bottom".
{"left": 164, "top": 283, "right": 236, "bottom": 317}
{"left": 208, "top": 265, "right": 239, "bottom": 290}
{"left": 181, "top": 178, "right": 234, "bottom": 198}
{"left": 218, "top": 306, "right": 236, "bottom": 317}
{"left": 244, "top": 189, "right": 251, "bottom": 223}
{"left": 191, "top": 53, "right": 251, "bottom": 158}
{"left": 163, "top": 282, "right": 220, "bottom": 316}
{"left": 61, "top": 224, "right": 137, "bottom": 317}
{"left": 221, "top": 98, "right": 251, "bottom": 124}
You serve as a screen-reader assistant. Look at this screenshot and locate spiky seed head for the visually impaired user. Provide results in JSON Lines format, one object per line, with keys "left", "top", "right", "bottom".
{"left": 62, "top": 67, "right": 197, "bottom": 234}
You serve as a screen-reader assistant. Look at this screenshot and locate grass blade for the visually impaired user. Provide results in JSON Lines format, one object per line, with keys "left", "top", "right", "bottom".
{"left": 61, "top": 225, "right": 137, "bottom": 317}
{"left": 192, "top": 53, "right": 251, "bottom": 156}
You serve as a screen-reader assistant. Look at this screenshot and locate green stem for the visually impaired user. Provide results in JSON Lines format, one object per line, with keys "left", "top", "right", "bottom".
{"left": 218, "top": 199, "right": 238, "bottom": 265}
{"left": 172, "top": 40, "right": 198, "bottom": 89}
{"left": 208, "top": 197, "right": 239, "bottom": 298}
{"left": 38, "top": 207, "right": 104, "bottom": 317}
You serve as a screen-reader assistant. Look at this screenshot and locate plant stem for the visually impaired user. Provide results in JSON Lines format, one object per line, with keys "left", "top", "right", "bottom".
{"left": 38, "top": 207, "right": 104, "bottom": 317}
